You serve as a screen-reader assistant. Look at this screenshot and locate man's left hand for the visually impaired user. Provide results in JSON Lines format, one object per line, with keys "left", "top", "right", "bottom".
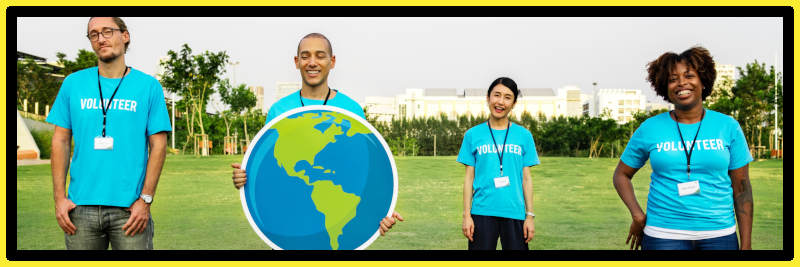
{"left": 379, "top": 211, "right": 404, "bottom": 236}
{"left": 123, "top": 199, "right": 150, "bottom": 236}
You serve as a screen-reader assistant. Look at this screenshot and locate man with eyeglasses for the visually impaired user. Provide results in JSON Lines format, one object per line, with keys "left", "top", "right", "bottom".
{"left": 47, "top": 17, "right": 171, "bottom": 250}
{"left": 230, "top": 33, "right": 404, "bottom": 241}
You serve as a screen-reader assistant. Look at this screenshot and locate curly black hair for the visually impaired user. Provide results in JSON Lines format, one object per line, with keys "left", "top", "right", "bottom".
{"left": 646, "top": 46, "right": 716, "bottom": 102}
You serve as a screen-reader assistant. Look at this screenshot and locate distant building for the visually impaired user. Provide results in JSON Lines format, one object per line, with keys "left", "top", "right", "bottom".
{"left": 365, "top": 86, "right": 589, "bottom": 123}
{"left": 593, "top": 89, "right": 647, "bottom": 124}
{"left": 275, "top": 82, "right": 300, "bottom": 102}
{"left": 17, "top": 51, "right": 65, "bottom": 78}
{"left": 249, "top": 85, "right": 265, "bottom": 114}
{"left": 646, "top": 101, "right": 674, "bottom": 113}
{"left": 707, "top": 64, "right": 737, "bottom": 105}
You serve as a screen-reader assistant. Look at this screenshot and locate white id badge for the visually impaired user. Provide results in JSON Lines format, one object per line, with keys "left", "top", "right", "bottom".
{"left": 677, "top": 180, "right": 700, "bottom": 196}
{"left": 493, "top": 176, "right": 510, "bottom": 188}
{"left": 94, "top": 136, "right": 114, "bottom": 150}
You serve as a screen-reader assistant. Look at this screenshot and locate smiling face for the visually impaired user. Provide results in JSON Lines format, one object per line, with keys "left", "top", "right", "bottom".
{"left": 487, "top": 84, "right": 516, "bottom": 120}
{"left": 294, "top": 37, "right": 335, "bottom": 90}
{"left": 87, "top": 17, "right": 129, "bottom": 64}
{"left": 667, "top": 61, "right": 704, "bottom": 110}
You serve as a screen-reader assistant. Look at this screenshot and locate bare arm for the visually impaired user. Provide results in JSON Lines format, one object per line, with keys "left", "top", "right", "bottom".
{"left": 730, "top": 164, "right": 753, "bottom": 250}
{"left": 51, "top": 125, "right": 76, "bottom": 235}
{"left": 522, "top": 166, "right": 535, "bottom": 243}
{"left": 142, "top": 132, "right": 167, "bottom": 198}
{"left": 462, "top": 165, "right": 475, "bottom": 241}
{"left": 612, "top": 161, "right": 645, "bottom": 250}
{"left": 122, "top": 132, "right": 167, "bottom": 236}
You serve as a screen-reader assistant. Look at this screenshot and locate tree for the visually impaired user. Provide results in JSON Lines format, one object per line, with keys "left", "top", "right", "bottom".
{"left": 17, "top": 58, "right": 60, "bottom": 113}
{"left": 218, "top": 78, "right": 257, "bottom": 143}
{"left": 159, "top": 44, "right": 230, "bottom": 154}
{"left": 56, "top": 49, "right": 97, "bottom": 75}
{"left": 709, "top": 60, "right": 783, "bottom": 157}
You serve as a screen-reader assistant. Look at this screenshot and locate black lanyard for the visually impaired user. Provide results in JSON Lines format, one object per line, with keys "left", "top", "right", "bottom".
{"left": 487, "top": 120, "right": 511, "bottom": 176}
{"left": 299, "top": 87, "right": 332, "bottom": 107}
{"left": 97, "top": 67, "right": 129, "bottom": 137}
{"left": 673, "top": 109, "right": 705, "bottom": 180}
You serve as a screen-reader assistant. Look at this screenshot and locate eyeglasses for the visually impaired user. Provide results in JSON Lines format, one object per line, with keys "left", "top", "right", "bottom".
{"left": 86, "top": 28, "right": 122, "bottom": 41}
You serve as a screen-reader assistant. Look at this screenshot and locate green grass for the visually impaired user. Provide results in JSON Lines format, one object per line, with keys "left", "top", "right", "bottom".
{"left": 16, "top": 155, "right": 783, "bottom": 250}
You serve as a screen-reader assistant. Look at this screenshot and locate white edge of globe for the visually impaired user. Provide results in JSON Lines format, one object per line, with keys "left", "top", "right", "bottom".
{"left": 239, "top": 105, "right": 399, "bottom": 250}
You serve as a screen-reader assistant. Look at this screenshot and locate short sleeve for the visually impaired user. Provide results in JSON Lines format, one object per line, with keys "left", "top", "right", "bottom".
{"left": 146, "top": 80, "right": 172, "bottom": 136}
{"left": 456, "top": 130, "right": 475, "bottom": 166}
{"left": 620, "top": 125, "right": 649, "bottom": 169}
{"left": 523, "top": 130, "right": 540, "bottom": 167}
{"left": 353, "top": 104, "right": 366, "bottom": 119}
{"left": 265, "top": 105, "right": 279, "bottom": 125}
{"left": 728, "top": 120, "right": 753, "bottom": 170}
{"left": 45, "top": 77, "right": 73, "bottom": 129}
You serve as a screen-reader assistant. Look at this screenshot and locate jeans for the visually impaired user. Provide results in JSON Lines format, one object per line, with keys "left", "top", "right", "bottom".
{"left": 65, "top": 205, "right": 154, "bottom": 250}
{"left": 642, "top": 232, "right": 739, "bottom": 250}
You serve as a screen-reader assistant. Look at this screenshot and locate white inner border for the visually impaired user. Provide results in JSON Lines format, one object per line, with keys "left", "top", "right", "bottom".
{"left": 239, "top": 105, "right": 399, "bottom": 250}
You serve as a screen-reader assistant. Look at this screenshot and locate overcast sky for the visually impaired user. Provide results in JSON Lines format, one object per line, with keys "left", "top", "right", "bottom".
{"left": 17, "top": 17, "right": 783, "bottom": 107}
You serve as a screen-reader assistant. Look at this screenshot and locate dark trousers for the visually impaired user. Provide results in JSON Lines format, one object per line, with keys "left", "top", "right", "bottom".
{"left": 468, "top": 214, "right": 528, "bottom": 250}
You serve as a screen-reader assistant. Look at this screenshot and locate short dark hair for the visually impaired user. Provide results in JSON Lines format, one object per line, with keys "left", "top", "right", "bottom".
{"left": 88, "top": 17, "right": 130, "bottom": 52}
{"left": 487, "top": 77, "right": 520, "bottom": 103}
{"left": 297, "top": 32, "right": 333, "bottom": 55}
{"left": 646, "top": 46, "right": 716, "bottom": 102}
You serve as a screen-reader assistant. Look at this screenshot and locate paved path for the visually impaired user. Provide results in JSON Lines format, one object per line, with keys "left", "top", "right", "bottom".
{"left": 17, "top": 159, "right": 50, "bottom": 166}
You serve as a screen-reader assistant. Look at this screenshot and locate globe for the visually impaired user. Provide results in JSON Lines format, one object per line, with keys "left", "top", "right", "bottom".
{"left": 240, "top": 106, "right": 398, "bottom": 250}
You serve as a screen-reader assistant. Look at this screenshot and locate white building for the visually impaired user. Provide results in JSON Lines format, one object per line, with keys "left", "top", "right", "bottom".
{"left": 249, "top": 85, "right": 265, "bottom": 114}
{"left": 365, "top": 86, "right": 588, "bottom": 123}
{"left": 275, "top": 82, "right": 300, "bottom": 102}
{"left": 708, "top": 64, "right": 737, "bottom": 105}
{"left": 593, "top": 89, "right": 647, "bottom": 124}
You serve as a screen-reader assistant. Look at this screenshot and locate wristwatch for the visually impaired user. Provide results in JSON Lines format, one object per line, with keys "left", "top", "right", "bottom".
{"left": 526, "top": 211, "right": 535, "bottom": 218}
{"left": 140, "top": 194, "right": 154, "bottom": 204}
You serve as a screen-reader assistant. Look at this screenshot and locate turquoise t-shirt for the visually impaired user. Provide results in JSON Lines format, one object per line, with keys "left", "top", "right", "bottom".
{"left": 620, "top": 109, "right": 752, "bottom": 231}
{"left": 266, "top": 89, "right": 365, "bottom": 123}
{"left": 46, "top": 67, "right": 172, "bottom": 207}
{"left": 457, "top": 122, "right": 539, "bottom": 221}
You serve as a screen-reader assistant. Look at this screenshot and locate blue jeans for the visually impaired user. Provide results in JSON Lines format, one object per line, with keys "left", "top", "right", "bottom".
{"left": 642, "top": 232, "right": 739, "bottom": 250}
{"left": 65, "top": 205, "right": 154, "bottom": 250}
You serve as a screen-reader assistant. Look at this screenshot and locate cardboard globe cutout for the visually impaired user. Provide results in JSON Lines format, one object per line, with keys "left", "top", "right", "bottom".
{"left": 240, "top": 105, "right": 398, "bottom": 250}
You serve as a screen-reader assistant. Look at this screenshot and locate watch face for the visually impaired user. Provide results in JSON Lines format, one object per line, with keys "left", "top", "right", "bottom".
{"left": 142, "top": 195, "right": 153, "bottom": 203}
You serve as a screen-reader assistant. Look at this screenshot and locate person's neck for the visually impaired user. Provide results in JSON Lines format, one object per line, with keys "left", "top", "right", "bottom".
{"left": 488, "top": 117, "right": 510, "bottom": 129}
{"left": 672, "top": 104, "right": 705, "bottom": 124}
{"left": 97, "top": 58, "right": 127, "bottom": 78}
{"left": 300, "top": 84, "right": 335, "bottom": 100}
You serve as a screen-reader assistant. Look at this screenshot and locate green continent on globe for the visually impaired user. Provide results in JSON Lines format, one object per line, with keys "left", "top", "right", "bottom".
{"left": 270, "top": 111, "right": 372, "bottom": 249}
{"left": 310, "top": 180, "right": 361, "bottom": 250}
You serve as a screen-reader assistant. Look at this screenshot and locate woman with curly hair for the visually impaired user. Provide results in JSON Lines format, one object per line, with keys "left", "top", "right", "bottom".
{"left": 612, "top": 46, "right": 753, "bottom": 250}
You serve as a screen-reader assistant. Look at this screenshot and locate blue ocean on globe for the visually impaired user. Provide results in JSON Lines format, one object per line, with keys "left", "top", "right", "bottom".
{"left": 242, "top": 108, "right": 396, "bottom": 250}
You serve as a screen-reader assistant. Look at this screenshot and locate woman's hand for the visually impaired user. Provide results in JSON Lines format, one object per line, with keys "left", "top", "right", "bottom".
{"left": 626, "top": 213, "right": 646, "bottom": 250}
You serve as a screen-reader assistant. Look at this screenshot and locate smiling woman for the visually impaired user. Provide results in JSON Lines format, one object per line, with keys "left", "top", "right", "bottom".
{"left": 612, "top": 46, "right": 754, "bottom": 251}
{"left": 457, "top": 77, "right": 539, "bottom": 250}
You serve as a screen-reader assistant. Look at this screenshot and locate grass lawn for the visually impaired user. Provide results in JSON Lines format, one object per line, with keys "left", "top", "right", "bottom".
{"left": 16, "top": 155, "right": 783, "bottom": 250}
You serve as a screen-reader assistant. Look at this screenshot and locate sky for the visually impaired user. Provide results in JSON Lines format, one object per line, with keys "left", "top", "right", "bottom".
{"left": 17, "top": 17, "right": 784, "bottom": 108}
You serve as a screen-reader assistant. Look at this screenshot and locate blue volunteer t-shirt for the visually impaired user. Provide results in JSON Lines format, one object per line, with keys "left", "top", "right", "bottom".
{"left": 620, "top": 109, "right": 752, "bottom": 231}
{"left": 266, "top": 89, "right": 365, "bottom": 123}
{"left": 457, "top": 122, "right": 539, "bottom": 221}
{"left": 46, "top": 67, "right": 172, "bottom": 207}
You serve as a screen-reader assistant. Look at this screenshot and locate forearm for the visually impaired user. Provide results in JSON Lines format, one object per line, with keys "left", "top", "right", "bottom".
{"left": 142, "top": 133, "right": 167, "bottom": 196}
{"left": 463, "top": 167, "right": 475, "bottom": 217}
{"left": 51, "top": 137, "right": 71, "bottom": 200}
{"left": 731, "top": 166, "right": 753, "bottom": 249}
{"left": 522, "top": 166, "right": 534, "bottom": 213}
{"left": 613, "top": 172, "right": 643, "bottom": 218}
